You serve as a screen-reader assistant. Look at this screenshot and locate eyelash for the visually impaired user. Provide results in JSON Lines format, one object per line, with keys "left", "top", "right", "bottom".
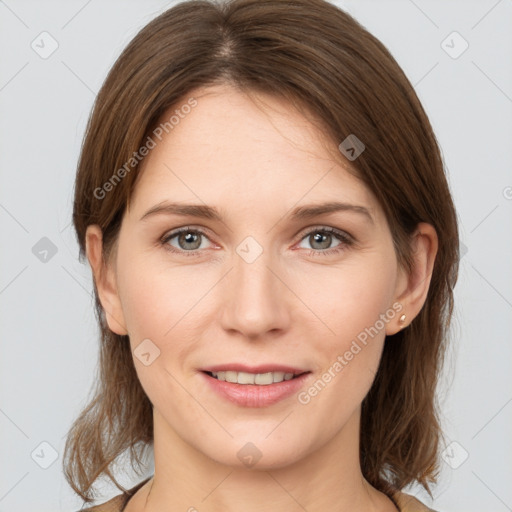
{"left": 160, "top": 226, "right": 354, "bottom": 258}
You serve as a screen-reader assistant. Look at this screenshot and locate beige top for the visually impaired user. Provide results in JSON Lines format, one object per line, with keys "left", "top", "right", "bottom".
{"left": 79, "top": 476, "right": 438, "bottom": 512}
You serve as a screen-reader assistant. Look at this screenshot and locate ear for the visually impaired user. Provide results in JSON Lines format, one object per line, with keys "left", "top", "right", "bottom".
{"left": 386, "top": 222, "right": 438, "bottom": 335}
{"left": 85, "top": 225, "right": 128, "bottom": 336}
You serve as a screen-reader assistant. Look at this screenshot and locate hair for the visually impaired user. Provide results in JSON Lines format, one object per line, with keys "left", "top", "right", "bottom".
{"left": 64, "top": 0, "right": 459, "bottom": 503}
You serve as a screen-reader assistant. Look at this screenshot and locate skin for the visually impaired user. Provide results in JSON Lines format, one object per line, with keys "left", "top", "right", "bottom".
{"left": 86, "top": 84, "right": 438, "bottom": 512}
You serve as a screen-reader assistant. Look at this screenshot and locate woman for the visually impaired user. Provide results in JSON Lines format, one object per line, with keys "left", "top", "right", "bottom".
{"left": 64, "top": 0, "right": 459, "bottom": 511}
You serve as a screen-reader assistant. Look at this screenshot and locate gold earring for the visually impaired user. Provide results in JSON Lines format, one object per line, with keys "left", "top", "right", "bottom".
{"left": 399, "top": 314, "right": 406, "bottom": 329}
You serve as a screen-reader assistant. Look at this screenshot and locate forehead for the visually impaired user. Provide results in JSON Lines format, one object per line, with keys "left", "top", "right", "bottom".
{"left": 129, "top": 84, "right": 379, "bottom": 220}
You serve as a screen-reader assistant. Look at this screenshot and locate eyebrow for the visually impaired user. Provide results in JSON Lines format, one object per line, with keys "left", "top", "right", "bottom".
{"left": 139, "top": 200, "right": 374, "bottom": 224}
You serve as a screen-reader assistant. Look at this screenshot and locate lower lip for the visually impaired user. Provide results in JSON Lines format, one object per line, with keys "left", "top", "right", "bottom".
{"left": 201, "top": 371, "right": 311, "bottom": 407}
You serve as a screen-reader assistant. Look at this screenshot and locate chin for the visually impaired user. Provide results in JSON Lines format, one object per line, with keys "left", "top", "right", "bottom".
{"left": 205, "top": 436, "right": 309, "bottom": 471}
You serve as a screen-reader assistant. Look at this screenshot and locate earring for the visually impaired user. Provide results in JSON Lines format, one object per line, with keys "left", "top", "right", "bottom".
{"left": 399, "top": 314, "right": 406, "bottom": 330}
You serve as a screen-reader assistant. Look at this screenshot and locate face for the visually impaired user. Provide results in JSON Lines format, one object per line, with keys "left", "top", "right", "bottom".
{"left": 94, "top": 84, "right": 409, "bottom": 470}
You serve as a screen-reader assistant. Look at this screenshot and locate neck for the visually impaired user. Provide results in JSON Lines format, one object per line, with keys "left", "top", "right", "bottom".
{"left": 132, "top": 407, "right": 397, "bottom": 512}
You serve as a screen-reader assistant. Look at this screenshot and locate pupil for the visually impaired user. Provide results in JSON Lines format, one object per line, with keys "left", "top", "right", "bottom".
{"left": 179, "top": 232, "right": 201, "bottom": 250}
{"left": 312, "top": 232, "right": 330, "bottom": 250}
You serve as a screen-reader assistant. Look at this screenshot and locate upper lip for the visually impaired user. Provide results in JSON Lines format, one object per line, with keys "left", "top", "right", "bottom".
{"left": 201, "top": 364, "right": 309, "bottom": 375}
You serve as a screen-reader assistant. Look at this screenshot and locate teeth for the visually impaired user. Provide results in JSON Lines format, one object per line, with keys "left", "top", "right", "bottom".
{"left": 211, "top": 370, "right": 297, "bottom": 385}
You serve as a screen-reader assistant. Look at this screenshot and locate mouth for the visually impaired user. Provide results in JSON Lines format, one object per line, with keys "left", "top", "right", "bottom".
{"left": 203, "top": 370, "right": 309, "bottom": 385}
{"left": 200, "top": 368, "right": 312, "bottom": 407}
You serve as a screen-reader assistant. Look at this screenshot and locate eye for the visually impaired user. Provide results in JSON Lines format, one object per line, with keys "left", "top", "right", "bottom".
{"left": 161, "top": 227, "right": 213, "bottom": 257}
{"left": 296, "top": 227, "right": 353, "bottom": 256}
{"left": 160, "top": 225, "right": 354, "bottom": 258}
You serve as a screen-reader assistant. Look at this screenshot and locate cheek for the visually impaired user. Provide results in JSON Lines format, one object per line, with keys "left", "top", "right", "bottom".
{"left": 116, "top": 250, "right": 218, "bottom": 407}
{"left": 294, "top": 253, "right": 397, "bottom": 343}
{"left": 117, "top": 247, "right": 207, "bottom": 340}
{"left": 115, "top": 254, "right": 204, "bottom": 403}
{"left": 294, "top": 254, "right": 397, "bottom": 397}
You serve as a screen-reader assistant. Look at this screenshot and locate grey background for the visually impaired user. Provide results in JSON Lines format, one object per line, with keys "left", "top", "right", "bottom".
{"left": 1, "top": 0, "right": 511, "bottom": 510}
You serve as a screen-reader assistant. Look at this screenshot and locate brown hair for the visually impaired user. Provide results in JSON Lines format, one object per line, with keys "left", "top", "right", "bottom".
{"left": 64, "top": 0, "right": 459, "bottom": 503}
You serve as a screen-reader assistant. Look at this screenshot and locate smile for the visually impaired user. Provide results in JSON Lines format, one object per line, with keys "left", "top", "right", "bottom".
{"left": 201, "top": 370, "right": 312, "bottom": 407}
{"left": 207, "top": 370, "right": 304, "bottom": 385}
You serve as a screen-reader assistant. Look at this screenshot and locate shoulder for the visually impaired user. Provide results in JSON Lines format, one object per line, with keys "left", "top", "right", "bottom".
{"left": 75, "top": 476, "right": 152, "bottom": 512}
{"left": 76, "top": 481, "right": 440, "bottom": 512}
{"left": 391, "top": 490, "right": 440, "bottom": 512}
{"left": 77, "top": 493, "right": 126, "bottom": 512}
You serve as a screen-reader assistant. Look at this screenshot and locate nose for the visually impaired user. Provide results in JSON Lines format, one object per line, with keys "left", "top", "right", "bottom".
{"left": 219, "top": 246, "right": 291, "bottom": 340}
